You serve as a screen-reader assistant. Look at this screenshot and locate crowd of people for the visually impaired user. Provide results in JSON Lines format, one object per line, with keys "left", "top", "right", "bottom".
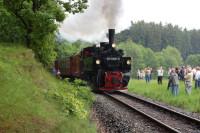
{"left": 137, "top": 67, "right": 153, "bottom": 83}
{"left": 136, "top": 66, "right": 200, "bottom": 96}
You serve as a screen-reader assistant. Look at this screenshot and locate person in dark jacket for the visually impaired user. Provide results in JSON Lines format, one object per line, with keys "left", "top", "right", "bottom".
{"left": 169, "top": 68, "right": 179, "bottom": 96}
{"left": 167, "top": 68, "right": 172, "bottom": 90}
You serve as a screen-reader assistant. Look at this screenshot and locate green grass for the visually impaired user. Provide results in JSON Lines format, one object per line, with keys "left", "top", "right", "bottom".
{"left": 128, "top": 79, "right": 200, "bottom": 113}
{"left": 0, "top": 43, "right": 96, "bottom": 133}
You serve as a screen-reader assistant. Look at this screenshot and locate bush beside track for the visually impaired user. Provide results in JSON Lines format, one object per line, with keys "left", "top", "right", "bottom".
{"left": 0, "top": 43, "right": 96, "bottom": 133}
{"left": 128, "top": 79, "right": 200, "bottom": 113}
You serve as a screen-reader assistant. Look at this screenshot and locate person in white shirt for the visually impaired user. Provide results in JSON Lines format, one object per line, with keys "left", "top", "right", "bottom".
{"left": 157, "top": 66, "right": 164, "bottom": 85}
{"left": 137, "top": 69, "right": 141, "bottom": 80}
{"left": 192, "top": 67, "right": 196, "bottom": 80}
{"left": 56, "top": 69, "right": 61, "bottom": 79}
{"left": 195, "top": 67, "right": 200, "bottom": 89}
{"left": 168, "top": 67, "right": 172, "bottom": 77}
{"left": 140, "top": 70, "right": 145, "bottom": 79}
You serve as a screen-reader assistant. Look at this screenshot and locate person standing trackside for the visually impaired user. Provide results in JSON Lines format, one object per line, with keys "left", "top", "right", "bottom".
{"left": 195, "top": 67, "right": 200, "bottom": 89}
{"left": 157, "top": 66, "right": 164, "bottom": 85}
{"left": 140, "top": 70, "right": 145, "bottom": 79}
{"left": 169, "top": 68, "right": 179, "bottom": 96}
{"left": 56, "top": 69, "right": 61, "bottom": 79}
{"left": 150, "top": 67, "right": 153, "bottom": 80}
{"left": 184, "top": 68, "right": 193, "bottom": 95}
{"left": 167, "top": 67, "right": 172, "bottom": 90}
{"left": 137, "top": 69, "right": 141, "bottom": 80}
{"left": 145, "top": 67, "right": 151, "bottom": 83}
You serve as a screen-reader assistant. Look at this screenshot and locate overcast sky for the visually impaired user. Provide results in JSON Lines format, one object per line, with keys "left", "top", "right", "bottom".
{"left": 121, "top": 0, "right": 200, "bottom": 30}
{"left": 60, "top": 0, "right": 200, "bottom": 42}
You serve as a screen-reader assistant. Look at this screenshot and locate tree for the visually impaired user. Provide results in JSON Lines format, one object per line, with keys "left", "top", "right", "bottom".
{"left": 143, "top": 48, "right": 158, "bottom": 68}
{"left": 155, "top": 52, "right": 165, "bottom": 67}
{"left": 190, "top": 30, "right": 200, "bottom": 56}
{"left": 0, "top": 0, "right": 24, "bottom": 43}
{"left": 2, "top": 0, "right": 88, "bottom": 66}
{"left": 55, "top": 40, "right": 90, "bottom": 59}
{"left": 3, "top": 0, "right": 88, "bottom": 47}
{"left": 185, "top": 54, "right": 200, "bottom": 66}
{"left": 162, "top": 46, "right": 183, "bottom": 68}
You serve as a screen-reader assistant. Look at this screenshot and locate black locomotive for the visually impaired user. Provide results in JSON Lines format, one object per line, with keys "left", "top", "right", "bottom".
{"left": 55, "top": 29, "right": 131, "bottom": 91}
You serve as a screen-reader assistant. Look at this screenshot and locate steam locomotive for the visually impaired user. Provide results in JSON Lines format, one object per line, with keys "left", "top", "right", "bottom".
{"left": 55, "top": 29, "right": 131, "bottom": 91}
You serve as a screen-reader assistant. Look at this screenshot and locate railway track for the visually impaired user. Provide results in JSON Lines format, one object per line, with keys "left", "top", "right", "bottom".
{"left": 104, "top": 91, "right": 200, "bottom": 133}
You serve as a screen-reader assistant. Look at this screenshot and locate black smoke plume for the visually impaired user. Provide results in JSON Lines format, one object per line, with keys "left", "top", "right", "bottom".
{"left": 60, "top": 0, "right": 123, "bottom": 42}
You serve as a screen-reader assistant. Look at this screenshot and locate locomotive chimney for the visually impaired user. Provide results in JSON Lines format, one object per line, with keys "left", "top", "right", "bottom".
{"left": 108, "top": 29, "right": 115, "bottom": 46}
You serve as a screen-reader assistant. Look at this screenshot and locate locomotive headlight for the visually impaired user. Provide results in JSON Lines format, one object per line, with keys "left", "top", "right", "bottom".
{"left": 112, "top": 43, "right": 116, "bottom": 48}
{"left": 96, "top": 59, "right": 100, "bottom": 64}
{"left": 127, "top": 60, "right": 131, "bottom": 65}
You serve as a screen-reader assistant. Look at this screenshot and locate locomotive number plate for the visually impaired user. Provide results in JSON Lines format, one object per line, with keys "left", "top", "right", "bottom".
{"left": 106, "top": 57, "right": 120, "bottom": 61}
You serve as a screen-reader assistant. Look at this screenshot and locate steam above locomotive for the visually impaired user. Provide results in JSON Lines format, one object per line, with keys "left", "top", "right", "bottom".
{"left": 55, "top": 29, "right": 131, "bottom": 91}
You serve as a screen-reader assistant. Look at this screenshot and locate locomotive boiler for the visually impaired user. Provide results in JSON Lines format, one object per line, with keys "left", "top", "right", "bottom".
{"left": 55, "top": 29, "right": 131, "bottom": 91}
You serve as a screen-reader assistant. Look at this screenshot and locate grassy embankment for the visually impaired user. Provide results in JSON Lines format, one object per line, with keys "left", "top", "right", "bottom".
{"left": 128, "top": 79, "right": 200, "bottom": 113}
{"left": 0, "top": 43, "right": 96, "bottom": 133}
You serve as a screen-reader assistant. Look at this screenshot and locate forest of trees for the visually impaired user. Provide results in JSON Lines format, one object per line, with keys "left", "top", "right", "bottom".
{"left": 116, "top": 21, "right": 200, "bottom": 60}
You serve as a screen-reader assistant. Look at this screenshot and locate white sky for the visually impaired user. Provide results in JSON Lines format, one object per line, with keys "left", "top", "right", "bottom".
{"left": 60, "top": 0, "right": 200, "bottom": 41}
{"left": 120, "top": 0, "right": 200, "bottom": 30}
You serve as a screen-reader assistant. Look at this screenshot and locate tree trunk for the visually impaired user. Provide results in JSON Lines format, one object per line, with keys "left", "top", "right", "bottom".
{"left": 25, "top": 27, "right": 32, "bottom": 48}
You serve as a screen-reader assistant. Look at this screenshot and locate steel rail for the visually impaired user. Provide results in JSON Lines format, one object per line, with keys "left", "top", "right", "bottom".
{"left": 116, "top": 91, "right": 200, "bottom": 125}
{"left": 104, "top": 92, "right": 181, "bottom": 133}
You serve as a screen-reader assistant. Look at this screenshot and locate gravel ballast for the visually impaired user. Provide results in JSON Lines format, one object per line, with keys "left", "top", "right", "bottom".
{"left": 111, "top": 93, "right": 200, "bottom": 133}
{"left": 92, "top": 94, "right": 171, "bottom": 133}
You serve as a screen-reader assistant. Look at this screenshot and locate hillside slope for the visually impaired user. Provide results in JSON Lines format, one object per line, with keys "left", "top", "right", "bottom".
{"left": 0, "top": 44, "right": 95, "bottom": 133}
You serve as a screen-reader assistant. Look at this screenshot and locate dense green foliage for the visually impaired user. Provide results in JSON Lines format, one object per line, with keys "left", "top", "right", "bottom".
{"left": 118, "top": 40, "right": 183, "bottom": 77}
{"left": 0, "top": 44, "right": 95, "bottom": 132}
{"left": 0, "top": 0, "right": 88, "bottom": 66}
{"left": 128, "top": 80, "right": 200, "bottom": 112}
{"left": 185, "top": 54, "right": 200, "bottom": 67}
{"left": 55, "top": 40, "right": 90, "bottom": 59}
{"left": 116, "top": 21, "right": 200, "bottom": 59}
